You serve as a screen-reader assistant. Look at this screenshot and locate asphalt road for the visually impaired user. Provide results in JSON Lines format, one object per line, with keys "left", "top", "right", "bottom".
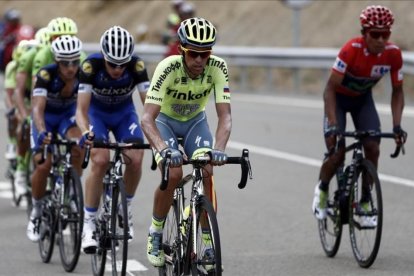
{"left": 0, "top": 92, "right": 414, "bottom": 275}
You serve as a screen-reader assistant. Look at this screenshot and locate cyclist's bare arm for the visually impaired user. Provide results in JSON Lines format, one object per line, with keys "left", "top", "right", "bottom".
{"left": 391, "top": 84, "right": 404, "bottom": 128}
{"left": 323, "top": 71, "right": 344, "bottom": 127}
{"left": 141, "top": 102, "right": 167, "bottom": 152}
{"left": 15, "top": 71, "right": 29, "bottom": 119}
{"left": 31, "top": 95, "right": 47, "bottom": 133}
{"left": 214, "top": 102, "right": 232, "bottom": 151}
{"left": 75, "top": 92, "right": 92, "bottom": 134}
{"left": 5, "top": 87, "right": 15, "bottom": 110}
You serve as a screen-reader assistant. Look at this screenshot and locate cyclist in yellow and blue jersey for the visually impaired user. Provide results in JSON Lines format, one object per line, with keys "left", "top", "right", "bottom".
{"left": 26, "top": 35, "right": 83, "bottom": 242}
{"left": 141, "top": 17, "right": 231, "bottom": 268}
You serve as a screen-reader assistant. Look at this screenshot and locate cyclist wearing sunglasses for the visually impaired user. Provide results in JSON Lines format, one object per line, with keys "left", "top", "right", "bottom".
{"left": 141, "top": 17, "right": 231, "bottom": 267}
{"left": 312, "top": 5, "right": 407, "bottom": 221}
{"left": 76, "top": 26, "right": 150, "bottom": 253}
{"left": 27, "top": 35, "right": 83, "bottom": 242}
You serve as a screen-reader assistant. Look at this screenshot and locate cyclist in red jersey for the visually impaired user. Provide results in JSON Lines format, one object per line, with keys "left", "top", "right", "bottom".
{"left": 312, "top": 5, "right": 407, "bottom": 221}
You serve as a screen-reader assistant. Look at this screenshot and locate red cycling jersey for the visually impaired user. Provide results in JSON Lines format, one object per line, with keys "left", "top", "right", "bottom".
{"left": 332, "top": 36, "right": 403, "bottom": 97}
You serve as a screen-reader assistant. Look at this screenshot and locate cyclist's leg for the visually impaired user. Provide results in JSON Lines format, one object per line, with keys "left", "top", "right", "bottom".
{"left": 60, "top": 107, "right": 83, "bottom": 176}
{"left": 147, "top": 113, "right": 183, "bottom": 267}
{"left": 112, "top": 108, "right": 145, "bottom": 240}
{"left": 350, "top": 91, "right": 381, "bottom": 204}
{"left": 81, "top": 110, "right": 110, "bottom": 253}
{"left": 15, "top": 117, "right": 31, "bottom": 197}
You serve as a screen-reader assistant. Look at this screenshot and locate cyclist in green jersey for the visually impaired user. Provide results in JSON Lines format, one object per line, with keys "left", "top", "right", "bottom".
{"left": 3, "top": 40, "right": 38, "bottom": 161}
{"left": 13, "top": 27, "right": 50, "bottom": 200}
{"left": 32, "top": 17, "right": 86, "bottom": 78}
{"left": 141, "top": 17, "right": 231, "bottom": 267}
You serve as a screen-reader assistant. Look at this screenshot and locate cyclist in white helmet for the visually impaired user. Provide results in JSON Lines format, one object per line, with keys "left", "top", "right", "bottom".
{"left": 76, "top": 26, "right": 150, "bottom": 254}
{"left": 27, "top": 35, "right": 84, "bottom": 242}
{"left": 142, "top": 17, "right": 231, "bottom": 269}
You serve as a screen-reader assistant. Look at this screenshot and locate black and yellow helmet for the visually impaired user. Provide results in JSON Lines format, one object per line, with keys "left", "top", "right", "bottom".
{"left": 178, "top": 17, "right": 216, "bottom": 48}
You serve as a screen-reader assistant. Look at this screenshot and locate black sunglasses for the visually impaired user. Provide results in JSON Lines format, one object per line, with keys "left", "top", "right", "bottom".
{"left": 181, "top": 46, "right": 212, "bottom": 59}
{"left": 59, "top": 59, "right": 80, "bottom": 67}
{"left": 368, "top": 31, "right": 391, "bottom": 40}
{"left": 107, "top": 60, "right": 128, "bottom": 69}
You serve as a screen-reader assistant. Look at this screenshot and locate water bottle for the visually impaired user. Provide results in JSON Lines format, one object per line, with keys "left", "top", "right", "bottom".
{"left": 181, "top": 205, "right": 191, "bottom": 235}
{"left": 54, "top": 175, "right": 63, "bottom": 198}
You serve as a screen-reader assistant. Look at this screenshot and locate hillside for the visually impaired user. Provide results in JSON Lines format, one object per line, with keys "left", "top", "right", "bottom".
{"left": 1, "top": 0, "right": 413, "bottom": 49}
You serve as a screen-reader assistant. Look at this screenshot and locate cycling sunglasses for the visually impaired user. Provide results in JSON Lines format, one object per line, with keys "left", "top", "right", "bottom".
{"left": 59, "top": 59, "right": 80, "bottom": 67}
{"left": 180, "top": 46, "right": 212, "bottom": 59}
{"left": 106, "top": 60, "right": 128, "bottom": 69}
{"left": 368, "top": 31, "right": 391, "bottom": 40}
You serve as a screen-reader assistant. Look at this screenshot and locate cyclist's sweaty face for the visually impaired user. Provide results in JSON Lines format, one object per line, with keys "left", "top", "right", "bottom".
{"left": 181, "top": 45, "right": 211, "bottom": 78}
{"left": 364, "top": 28, "right": 391, "bottom": 55}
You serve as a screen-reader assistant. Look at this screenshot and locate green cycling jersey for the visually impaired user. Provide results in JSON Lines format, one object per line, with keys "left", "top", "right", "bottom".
{"left": 145, "top": 55, "right": 231, "bottom": 122}
{"left": 32, "top": 45, "right": 87, "bottom": 77}
{"left": 5, "top": 60, "right": 18, "bottom": 89}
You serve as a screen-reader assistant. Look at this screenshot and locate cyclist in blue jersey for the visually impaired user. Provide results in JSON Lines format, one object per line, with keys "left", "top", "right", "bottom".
{"left": 76, "top": 26, "right": 150, "bottom": 254}
{"left": 27, "top": 35, "right": 83, "bottom": 242}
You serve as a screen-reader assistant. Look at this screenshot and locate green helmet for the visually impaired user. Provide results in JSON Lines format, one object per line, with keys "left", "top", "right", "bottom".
{"left": 35, "top": 27, "right": 51, "bottom": 47}
{"left": 12, "top": 39, "right": 39, "bottom": 61}
{"left": 178, "top": 17, "right": 216, "bottom": 48}
{"left": 47, "top": 17, "right": 78, "bottom": 36}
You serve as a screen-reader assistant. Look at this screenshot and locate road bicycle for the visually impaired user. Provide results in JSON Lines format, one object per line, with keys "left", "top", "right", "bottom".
{"left": 37, "top": 137, "right": 84, "bottom": 272}
{"left": 159, "top": 149, "right": 252, "bottom": 276}
{"left": 9, "top": 118, "right": 33, "bottom": 214}
{"left": 82, "top": 141, "right": 152, "bottom": 276}
{"left": 318, "top": 130, "right": 405, "bottom": 268}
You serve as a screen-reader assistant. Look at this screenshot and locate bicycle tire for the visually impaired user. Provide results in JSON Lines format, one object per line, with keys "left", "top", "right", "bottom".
{"left": 349, "top": 159, "right": 382, "bottom": 268}
{"left": 110, "top": 178, "right": 129, "bottom": 275}
{"left": 191, "top": 196, "right": 222, "bottom": 276}
{"left": 159, "top": 189, "right": 184, "bottom": 276}
{"left": 38, "top": 195, "right": 56, "bottom": 263}
{"left": 58, "top": 170, "right": 84, "bottom": 272}
{"left": 92, "top": 179, "right": 110, "bottom": 276}
{"left": 318, "top": 179, "right": 343, "bottom": 257}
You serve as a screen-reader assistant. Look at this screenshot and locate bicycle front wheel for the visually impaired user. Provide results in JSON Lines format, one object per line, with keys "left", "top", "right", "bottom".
{"left": 38, "top": 195, "right": 56, "bottom": 263}
{"left": 191, "top": 196, "right": 222, "bottom": 276}
{"left": 318, "top": 180, "right": 342, "bottom": 257}
{"left": 349, "top": 159, "right": 382, "bottom": 268}
{"left": 58, "top": 170, "right": 84, "bottom": 272}
{"left": 159, "top": 189, "right": 184, "bottom": 276}
{"left": 110, "top": 179, "right": 129, "bottom": 275}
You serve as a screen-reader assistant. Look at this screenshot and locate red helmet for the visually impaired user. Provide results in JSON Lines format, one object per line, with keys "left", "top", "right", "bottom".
{"left": 360, "top": 5, "right": 394, "bottom": 29}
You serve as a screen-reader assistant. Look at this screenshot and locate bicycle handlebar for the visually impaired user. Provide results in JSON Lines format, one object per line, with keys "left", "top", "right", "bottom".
{"left": 159, "top": 148, "right": 252, "bottom": 191}
{"left": 38, "top": 138, "right": 78, "bottom": 165}
{"left": 81, "top": 141, "right": 152, "bottom": 169}
{"left": 333, "top": 131, "right": 405, "bottom": 159}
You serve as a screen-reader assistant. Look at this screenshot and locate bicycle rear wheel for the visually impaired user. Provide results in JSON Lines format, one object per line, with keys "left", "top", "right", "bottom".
{"left": 318, "top": 180, "right": 343, "bottom": 257}
{"left": 109, "top": 179, "right": 128, "bottom": 275}
{"left": 58, "top": 170, "right": 84, "bottom": 272}
{"left": 191, "top": 196, "right": 222, "bottom": 276}
{"left": 349, "top": 159, "right": 382, "bottom": 268}
{"left": 159, "top": 189, "right": 184, "bottom": 276}
{"left": 91, "top": 218, "right": 107, "bottom": 276}
{"left": 38, "top": 195, "right": 56, "bottom": 263}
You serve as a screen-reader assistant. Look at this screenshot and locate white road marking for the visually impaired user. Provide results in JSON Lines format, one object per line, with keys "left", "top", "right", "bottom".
{"left": 228, "top": 140, "right": 414, "bottom": 188}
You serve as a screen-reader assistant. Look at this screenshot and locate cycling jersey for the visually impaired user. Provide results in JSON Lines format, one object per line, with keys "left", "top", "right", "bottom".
{"left": 31, "top": 63, "right": 78, "bottom": 151}
{"left": 78, "top": 53, "right": 150, "bottom": 143}
{"left": 4, "top": 60, "right": 17, "bottom": 89}
{"left": 145, "top": 55, "right": 231, "bottom": 122}
{"left": 15, "top": 46, "right": 38, "bottom": 96}
{"left": 332, "top": 36, "right": 403, "bottom": 96}
{"left": 32, "top": 45, "right": 87, "bottom": 77}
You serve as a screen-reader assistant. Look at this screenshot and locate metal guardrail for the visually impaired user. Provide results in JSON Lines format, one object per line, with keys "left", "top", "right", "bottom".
{"left": 83, "top": 43, "right": 414, "bottom": 92}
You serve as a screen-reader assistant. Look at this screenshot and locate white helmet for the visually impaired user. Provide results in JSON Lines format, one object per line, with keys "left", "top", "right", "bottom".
{"left": 100, "top": 26, "right": 134, "bottom": 65}
{"left": 51, "top": 35, "right": 82, "bottom": 61}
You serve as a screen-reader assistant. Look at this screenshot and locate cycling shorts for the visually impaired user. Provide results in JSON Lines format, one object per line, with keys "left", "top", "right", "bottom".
{"left": 155, "top": 111, "right": 213, "bottom": 158}
{"left": 31, "top": 106, "right": 76, "bottom": 152}
{"left": 323, "top": 91, "right": 381, "bottom": 142}
{"left": 89, "top": 102, "right": 144, "bottom": 143}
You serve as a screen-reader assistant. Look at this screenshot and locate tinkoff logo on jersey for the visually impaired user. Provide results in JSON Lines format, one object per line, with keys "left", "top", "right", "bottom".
{"left": 371, "top": 65, "right": 391, "bottom": 78}
{"left": 333, "top": 57, "right": 347, "bottom": 73}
